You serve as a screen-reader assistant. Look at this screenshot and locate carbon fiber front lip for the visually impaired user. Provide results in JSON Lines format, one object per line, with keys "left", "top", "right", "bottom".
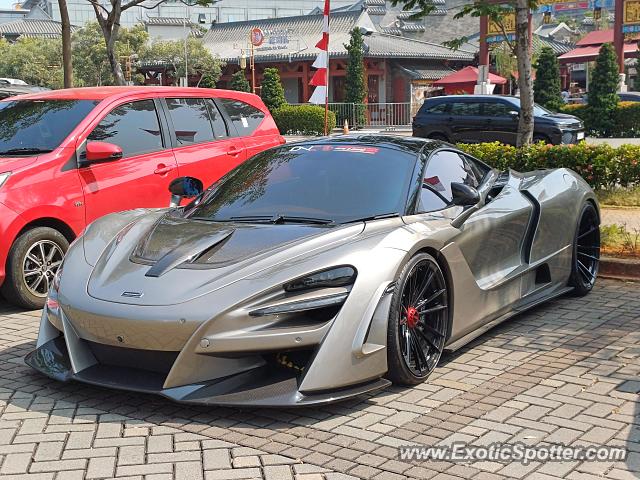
{"left": 25, "top": 337, "right": 390, "bottom": 407}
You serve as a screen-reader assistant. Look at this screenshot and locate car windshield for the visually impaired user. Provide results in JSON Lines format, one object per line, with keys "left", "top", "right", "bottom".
{"left": 186, "top": 144, "right": 417, "bottom": 224}
{"left": 0, "top": 99, "right": 98, "bottom": 154}
{"left": 533, "top": 103, "right": 553, "bottom": 116}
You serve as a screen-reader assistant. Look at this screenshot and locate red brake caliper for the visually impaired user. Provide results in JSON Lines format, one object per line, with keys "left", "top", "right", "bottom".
{"left": 406, "top": 306, "right": 419, "bottom": 328}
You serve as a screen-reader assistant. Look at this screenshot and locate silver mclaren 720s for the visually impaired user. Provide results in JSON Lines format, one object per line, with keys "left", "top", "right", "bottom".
{"left": 26, "top": 135, "right": 601, "bottom": 406}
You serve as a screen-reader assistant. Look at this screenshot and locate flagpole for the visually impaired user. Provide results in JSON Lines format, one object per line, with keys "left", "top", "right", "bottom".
{"left": 324, "top": 6, "right": 330, "bottom": 135}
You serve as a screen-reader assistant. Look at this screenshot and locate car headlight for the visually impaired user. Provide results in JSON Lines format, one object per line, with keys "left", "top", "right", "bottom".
{"left": 0, "top": 172, "right": 10, "bottom": 188}
{"left": 283, "top": 266, "right": 357, "bottom": 292}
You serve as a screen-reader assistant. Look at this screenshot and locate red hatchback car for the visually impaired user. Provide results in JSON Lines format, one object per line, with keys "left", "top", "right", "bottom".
{"left": 0, "top": 86, "right": 284, "bottom": 308}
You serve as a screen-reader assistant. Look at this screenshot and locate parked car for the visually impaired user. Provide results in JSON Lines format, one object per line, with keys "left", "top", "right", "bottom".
{"left": 0, "top": 78, "right": 28, "bottom": 86}
{"left": 412, "top": 95, "right": 585, "bottom": 145}
{"left": 618, "top": 92, "right": 640, "bottom": 102}
{"left": 25, "top": 136, "right": 600, "bottom": 406}
{"left": 0, "top": 85, "right": 49, "bottom": 100}
{"left": 0, "top": 86, "right": 284, "bottom": 309}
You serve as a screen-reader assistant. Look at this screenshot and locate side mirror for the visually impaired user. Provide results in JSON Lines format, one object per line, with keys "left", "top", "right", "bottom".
{"left": 508, "top": 110, "right": 519, "bottom": 119}
{"left": 451, "top": 182, "right": 480, "bottom": 207}
{"left": 84, "top": 141, "right": 123, "bottom": 164}
{"left": 169, "top": 176, "right": 203, "bottom": 207}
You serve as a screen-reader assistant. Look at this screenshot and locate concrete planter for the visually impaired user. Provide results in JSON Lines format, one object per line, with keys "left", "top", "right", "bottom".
{"left": 599, "top": 256, "right": 640, "bottom": 281}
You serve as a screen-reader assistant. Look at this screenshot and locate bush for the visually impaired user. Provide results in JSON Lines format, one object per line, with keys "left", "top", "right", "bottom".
{"left": 587, "top": 43, "right": 620, "bottom": 136}
{"left": 260, "top": 67, "right": 286, "bottom": 112}
{"left": 560, "top": 102, "right": 640, "bottom": 137}
{"left": 457, "top": 141, "right": 640, "bottom": 189}
{"left": 273, "top": 105, "right": 337, "bottom": 135}
{"left": 229, "top": 69, "right": 251, "bottom": 92}
{"left": 534, "top": 46, "right": 564, "bottom": 111}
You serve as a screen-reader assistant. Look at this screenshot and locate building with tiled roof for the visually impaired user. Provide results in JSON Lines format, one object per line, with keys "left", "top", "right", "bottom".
{"left": 0, "top": 17, "right": 78, "bottom": 41}
{"left": 202, "top": 10, "right": 474, "bottom": 104}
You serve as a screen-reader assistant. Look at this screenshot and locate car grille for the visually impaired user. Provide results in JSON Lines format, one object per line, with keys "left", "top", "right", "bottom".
{"left": 562, "top": 132, "right": 576, "bottom": 144}
{"left": 86, "top": 340, "right": 179, "bottom": 376}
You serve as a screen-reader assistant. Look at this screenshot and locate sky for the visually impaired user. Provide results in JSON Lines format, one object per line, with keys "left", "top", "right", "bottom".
{"left": 0, "top": 0, "right": 18, "bottom": 9}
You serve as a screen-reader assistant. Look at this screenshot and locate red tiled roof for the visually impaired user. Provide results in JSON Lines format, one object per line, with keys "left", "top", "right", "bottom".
{"left": 576, "top": 29, "right": 613, "bottom": 46}
{"left": 559, "top": 43, "right": 639, "bottom": 63}
{"left": 433, "top": 66, "right": 507, "bottom": 85}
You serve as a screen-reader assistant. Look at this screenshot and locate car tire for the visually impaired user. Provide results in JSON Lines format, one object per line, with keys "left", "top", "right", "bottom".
{"left": 1, "top": 227, "right": 69, "bottom": 310}
{"left": 569, "top": 202, "right": 600, "bottom": 296}
{"left": 386, "top": 252, "right": 449, "bottom": 385}
{"left": 533, "top": 134, "right": 551, "bottom": 144}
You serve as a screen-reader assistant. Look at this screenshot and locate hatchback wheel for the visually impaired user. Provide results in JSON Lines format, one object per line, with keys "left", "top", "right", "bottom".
{"left": 1, "top": 227, "right": 69, "bottom": 310}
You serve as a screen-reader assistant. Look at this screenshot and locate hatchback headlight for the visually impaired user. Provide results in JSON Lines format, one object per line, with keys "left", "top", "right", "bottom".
{"left": 0, "top": 172, "right": 10, "bottom": 188}
{"left": 283, "top": 266, "right": 357, "bottom": 292}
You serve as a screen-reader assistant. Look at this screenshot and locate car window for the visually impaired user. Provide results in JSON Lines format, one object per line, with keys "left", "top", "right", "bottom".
{"left": 166, "top": 98, "right": 215, "bottom": 145}
{"left": 425, "top": 103, "right": 448, "bottom": 114}
{"left": 204, "top": 99, "right": 229, "bottom": 138}
{"left": 483, "top": 102, "right": 512, "bottom": 116}
{"left": 88, "top": 99, "right": 162, "bottom": 158}
{"left": 423, "top": 150, "right": 481, "bottom": 202}
{"left": 0, "top": 99, "right": 97, "bottom": 153}
{"left": 417, "top": 186, "right": 449, "bottom": 213}
{"left": 450, "top": 102, "right": 481, "bottom": 116}
{"left": 219, "top": 98, "right": 265, "bottom": 135}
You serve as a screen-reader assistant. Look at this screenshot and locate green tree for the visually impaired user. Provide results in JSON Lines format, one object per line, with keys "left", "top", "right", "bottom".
{"left": 344, "top": 28, "right": 367, "bottom": 127}
{"left": 0, "top": 37, "right": 63, "bottom": 89}
{"left": 533, "top": 46, "right": 563, "bottom": 111}
{"left": 229, "top": 69, "right": 251, "bottom": 92}
{"left": 58, "top": 0, "right": 73, "bottom": 87}
{"left": 139, "top": 38, "right": 223, "bottom": 87}
{"left": 72, "top": 22, "right": 149, "bottom": 86}
{"left": 85, "top": 0, "right": 214, "bottom": 85}
{"left": 260, "top": 68, "right": 286, "bottom": 111}
{"left": 588, "top": 42, "right": 620, "bottom": 136}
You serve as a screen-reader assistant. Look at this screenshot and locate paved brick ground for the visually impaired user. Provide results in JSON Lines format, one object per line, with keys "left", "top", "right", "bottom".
{"left": 0, "top": 278, "right": 638, "bottom": 479}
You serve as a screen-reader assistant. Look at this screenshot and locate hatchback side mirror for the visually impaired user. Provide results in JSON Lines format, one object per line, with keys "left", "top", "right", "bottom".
{"left": 169, "top": 176, "right": 203, "bottom": 207}
{"left": 84, "top": 141, "right": 123, "bottom": 164}
{"left": 451, "top": 182, "right": 480, "bottom": 207}
{"left": 508, "top": 110, "right": 519, "bottom": 119}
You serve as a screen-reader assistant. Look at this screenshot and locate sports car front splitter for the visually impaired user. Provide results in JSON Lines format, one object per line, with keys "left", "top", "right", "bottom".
{"left": 25, "top": 336, "right": 390, "bottom": 407}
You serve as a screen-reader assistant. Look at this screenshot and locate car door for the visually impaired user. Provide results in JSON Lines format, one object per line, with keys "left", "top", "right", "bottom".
{"left": 217, "top": 97, "right": 283, "bottom": 158}
{"left": 481, "top": 100, "right": 518, "bottom": 145}
{"left": 78, "top": 98, "right": 179, "bottom": 223}
{"left": 424, "top": 150, "right": 532, "bottom": 285}
{"left": 447, "top": 101, "right": 485, "bottom": 143}
{"left": 163, "top": 97, "right": 247, "bottom": 187}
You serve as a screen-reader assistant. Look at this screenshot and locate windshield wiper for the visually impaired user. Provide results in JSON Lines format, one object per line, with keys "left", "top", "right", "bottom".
{"left": 342, "top": 212, "right": 400, "bottom": 224}
{"left": 0, "top": 147, "right": 53, "bottom": 156}
{"left": 229, "top": 214, "right": 333, "bottom": 225}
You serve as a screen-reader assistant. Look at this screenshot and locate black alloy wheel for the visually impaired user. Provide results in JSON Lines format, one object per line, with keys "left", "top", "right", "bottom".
{"left": 387, "top": 253, "right": 449, "bottom": 385}
{"left": 570, "top": 202, "right": 600, "bottom": 296}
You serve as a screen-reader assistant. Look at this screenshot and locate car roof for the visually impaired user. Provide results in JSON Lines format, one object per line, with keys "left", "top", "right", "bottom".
{"left": 427, "top": 95, "right": 518, "bottom": 102}
{"left": 285, "top": 134, "right": 444, "bottom": 155}
{"left": 3, "top": 86, "right": 251, "bottom": 102}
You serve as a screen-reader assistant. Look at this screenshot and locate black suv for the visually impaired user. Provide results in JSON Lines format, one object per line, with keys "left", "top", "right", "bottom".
{"left": 412, "top": 95, "right": 585, "bottom": 145}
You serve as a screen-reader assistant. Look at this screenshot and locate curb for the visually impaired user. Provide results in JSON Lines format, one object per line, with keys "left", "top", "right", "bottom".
{"left": 599, "top": 256, "right": 640, "bottom": 281}
{"left": 600, "top": 205, "right": 640, "bottom": 210}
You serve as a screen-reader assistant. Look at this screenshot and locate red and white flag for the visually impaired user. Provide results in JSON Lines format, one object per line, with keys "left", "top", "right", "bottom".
{"left": 309, "top": 0, "right": 330, "bottom": 104}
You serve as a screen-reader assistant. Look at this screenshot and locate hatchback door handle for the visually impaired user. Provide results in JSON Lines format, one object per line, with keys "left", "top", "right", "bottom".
{"left": 154, "top": 164, "right": 174, "bottom": 175}
{"left": 227, "top": 146, "right": 242, "bottom": 156}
